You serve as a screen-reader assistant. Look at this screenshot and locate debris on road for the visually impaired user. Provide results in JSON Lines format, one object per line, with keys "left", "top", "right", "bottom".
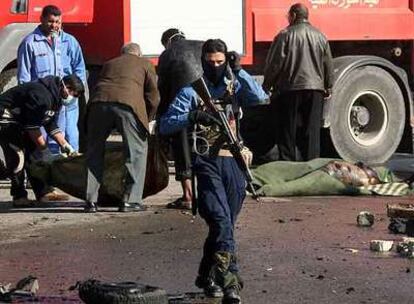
{"left": 0, "top": 276, "right": 39, "bottom": 302}
{"left": 369, "top": 240, "right": 394, "bottom": 252}
{"left": 388, "top": 218, "right": 410, "bottom": 234}
{"left": 357, "top": 211, "right": 375, "bottom": 227}
{"left": 387, "top": 203, "right": 414, "bottom": 236}
{"left": 74, "top": 279, "right": 169, "bottom": 304}
{"left": 345, "top": 248, "right": 359, "bottom": 254}
{"left": 397, "top": 238, "right": 414, "bottom": 258}
{"left": 387, "top": 203, "right": 414, "bottom": 219}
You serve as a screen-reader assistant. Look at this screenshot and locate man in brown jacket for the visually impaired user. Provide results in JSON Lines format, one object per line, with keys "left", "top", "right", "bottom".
{"left": 84, "top": 43, "right": 159, "bottom": 213}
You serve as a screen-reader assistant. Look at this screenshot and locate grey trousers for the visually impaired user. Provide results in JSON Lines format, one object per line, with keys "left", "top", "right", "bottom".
{"left": 86, "top": 102, "right": 148, "bottom": 204}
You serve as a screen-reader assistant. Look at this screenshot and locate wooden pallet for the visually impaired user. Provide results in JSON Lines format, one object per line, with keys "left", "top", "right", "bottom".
{"left": 387, "top": 203, "right": 414, "bottom": 219}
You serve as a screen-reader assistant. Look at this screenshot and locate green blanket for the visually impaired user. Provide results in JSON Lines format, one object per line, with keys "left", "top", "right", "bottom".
{"left": 252, "top": 159, "right": 408, "bottom": 197}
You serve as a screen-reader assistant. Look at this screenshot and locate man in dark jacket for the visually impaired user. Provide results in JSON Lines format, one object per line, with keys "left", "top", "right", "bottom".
{"left": 263, "top": 3, "right": 333, "bottom": 161}
{"left": 85, "top": 43, "right": 160, "bottom": 213}
{"left": 157, "top": 28, "right": 203, "bottom": 210}
{"left": 0, "top": 75, "right": 84, "bottom": 206}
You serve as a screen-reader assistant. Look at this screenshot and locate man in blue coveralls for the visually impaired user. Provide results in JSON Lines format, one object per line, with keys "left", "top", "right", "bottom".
{"left": 16, "top": 4, "right": 86, "bottom": 203}
{"left": 160, "top": 39, "right": 268, "bottom": 303}
{"left": 17, "top": 5, "right": 86, "bottom": 153}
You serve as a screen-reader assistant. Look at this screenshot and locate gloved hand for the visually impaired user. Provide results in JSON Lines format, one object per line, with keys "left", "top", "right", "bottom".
{"left": 188, "top": 110, "right": 222, "bottom": 127}
{"left": 227, "top": 51, "right": 242, "bottom": 71}
{"left": 61, "top": 143, "right": 78, "bottom": 157}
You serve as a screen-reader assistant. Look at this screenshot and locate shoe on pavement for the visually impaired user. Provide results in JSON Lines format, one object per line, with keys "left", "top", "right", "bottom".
{"left": 13, "top": 197, "right": 35, "bottom": 207}
{"left": 84, "top": 202, "right": 98, "bottom": 213}
{"left": 118, "top": 202, "right": 147, "bottom": 212}
{"left": 39, "top": 190, "right": 70, "bottom": 202}
{"left": 166, "top": 197, "right": 192, "bottom": 210}
{"left": 222, "top": 285, "right": 242, "bottom": 304}
{"left": 195, "top": 276, "right": 223, "bottom": 298}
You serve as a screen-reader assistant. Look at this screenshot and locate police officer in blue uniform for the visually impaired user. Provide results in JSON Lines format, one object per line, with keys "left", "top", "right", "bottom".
{"left": 160, "top": 39, "right": 268, "bottom": 303}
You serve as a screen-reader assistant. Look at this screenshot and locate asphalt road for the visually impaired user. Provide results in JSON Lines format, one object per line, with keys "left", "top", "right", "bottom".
{"left": 0, "top": 156, "right": 414, "bottom": 303}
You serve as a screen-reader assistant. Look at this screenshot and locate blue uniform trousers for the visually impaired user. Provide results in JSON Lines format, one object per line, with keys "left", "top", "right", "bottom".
{"left": 194, "top": 155, "right": 246, "bottom": 277}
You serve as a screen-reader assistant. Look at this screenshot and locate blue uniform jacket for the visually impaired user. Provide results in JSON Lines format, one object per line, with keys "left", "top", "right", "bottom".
{"left": 159, "top": 69, "right": 268, "bottom": 135}
{"left": 17, "top": 26, "right": 86, "bottom": 84}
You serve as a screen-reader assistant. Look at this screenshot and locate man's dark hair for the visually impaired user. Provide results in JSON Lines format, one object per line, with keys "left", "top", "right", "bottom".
{"left": 41, "top": 5, "right": 62, "bottom": 18}
{"left": 289, "top": 3, "right": 309, "bottom": 20}
{"left": 201, "top": 39, "right": 227, "bottom": 57}
{"left": 161, "top": 28, "right": 185, "bottom": 47}
{"left": 62, "top": 74, "right": 84, "bottom": 95}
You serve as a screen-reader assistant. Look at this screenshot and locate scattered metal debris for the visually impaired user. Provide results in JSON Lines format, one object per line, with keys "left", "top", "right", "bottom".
{"left": 397, "top": 238, "right": 414, "bottom": 258}
{"left": 369, "top": 240, "right": 394, "bottom": 252}
{"left": 357, "top": 211, "right": 374, "bottom": 227}
{"left": 387, "top": 203, "right": 414, "bottom": 219}
{"left": 345, "top": 248, "right": 359, "bottom": 254}
{"left": 0, "top": 276, "right": 39, "bottom": 302}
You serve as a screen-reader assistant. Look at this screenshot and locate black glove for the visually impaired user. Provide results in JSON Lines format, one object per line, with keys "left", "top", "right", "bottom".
{"left": 188, "top": 110, "right": 222, "bottom": 127}
{"left": 226, "top": 51, "right": 242, "bottom": 71}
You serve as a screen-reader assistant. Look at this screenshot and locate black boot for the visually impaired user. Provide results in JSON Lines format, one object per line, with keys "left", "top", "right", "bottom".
{"left": 223, "top": 285, "right": 242, "bottom": 304}
{"left": 118, "top": 202, "right": 147, "bottom": 212}
{"left": 195, "top": 276, "right": 223, "bottom": 298}
{"left": 84, "top": 202, "right": 97, "bottom": 213}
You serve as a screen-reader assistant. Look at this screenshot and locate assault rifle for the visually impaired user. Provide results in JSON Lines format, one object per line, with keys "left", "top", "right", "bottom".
{"left": 192, "top": 78, "right": 259, "bottom": 201}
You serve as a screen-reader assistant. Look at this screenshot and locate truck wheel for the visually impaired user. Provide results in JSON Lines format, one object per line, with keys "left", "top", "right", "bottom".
{"left": 78, "top": 280, "right": 168, "bottom": 304}
{"left": 0, "top": 68, "right": 18, "bottom": 93}
{"left": 329, "top": 66, "right": 405, "bottom": 164}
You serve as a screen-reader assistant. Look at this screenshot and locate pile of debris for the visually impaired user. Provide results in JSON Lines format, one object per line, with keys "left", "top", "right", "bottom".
{"left": 0, "top": 276, "right": 39, "bottom": 302}
{"left": 358, "top": 203, "right": 414, "bottom": 258}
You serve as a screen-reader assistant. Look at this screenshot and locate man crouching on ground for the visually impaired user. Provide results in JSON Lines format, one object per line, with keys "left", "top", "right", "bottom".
{"left": 84, "top": 43, "right": 159, "bottom": 213}
{"left": 0, "top": 75, "right": 84, "bottom": 207}
{"left": 159, "top": 39, "right": 268, "bottom": 303}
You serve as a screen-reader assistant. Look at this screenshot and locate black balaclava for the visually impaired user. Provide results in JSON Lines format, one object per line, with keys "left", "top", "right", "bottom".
{"left": 201, "top": 39, "right": 228, "bottom": 86}
{"left": 202, "top": 60, "right": 226, "bottom": 86}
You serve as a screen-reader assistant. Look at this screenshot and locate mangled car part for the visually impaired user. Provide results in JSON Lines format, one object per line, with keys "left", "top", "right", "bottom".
{"left": 72, "top": 279, "right": 168, "bottom": 304}
{"left": 369, "top": 240, "right": 394, "bottom": 252}
{"left": 357, "top": 211, "right": 375, "bottom": 227}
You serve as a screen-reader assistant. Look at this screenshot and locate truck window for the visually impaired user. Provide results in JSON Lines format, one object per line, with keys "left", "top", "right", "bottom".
{"left": 10, "top": 0, "right": 27, "bottom": 14}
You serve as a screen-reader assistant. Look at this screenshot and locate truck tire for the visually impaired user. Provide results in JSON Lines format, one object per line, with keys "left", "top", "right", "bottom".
{"left": 0, "top": 68, "right": 18, "bottom": 93}
{"left": 329, "top": 66, "right": 405, "bottom": 164}
{"left": 78, "top": 280, "right": 168, "bottom": 304}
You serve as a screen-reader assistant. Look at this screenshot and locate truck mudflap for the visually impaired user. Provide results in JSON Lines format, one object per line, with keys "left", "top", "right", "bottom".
{"left": 324, "top": 56, "right": 414, "bottom": 164}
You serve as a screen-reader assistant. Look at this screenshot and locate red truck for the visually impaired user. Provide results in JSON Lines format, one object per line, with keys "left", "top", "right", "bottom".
{"left": 0, "top": 0, "right": 413, "bottom": 163}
